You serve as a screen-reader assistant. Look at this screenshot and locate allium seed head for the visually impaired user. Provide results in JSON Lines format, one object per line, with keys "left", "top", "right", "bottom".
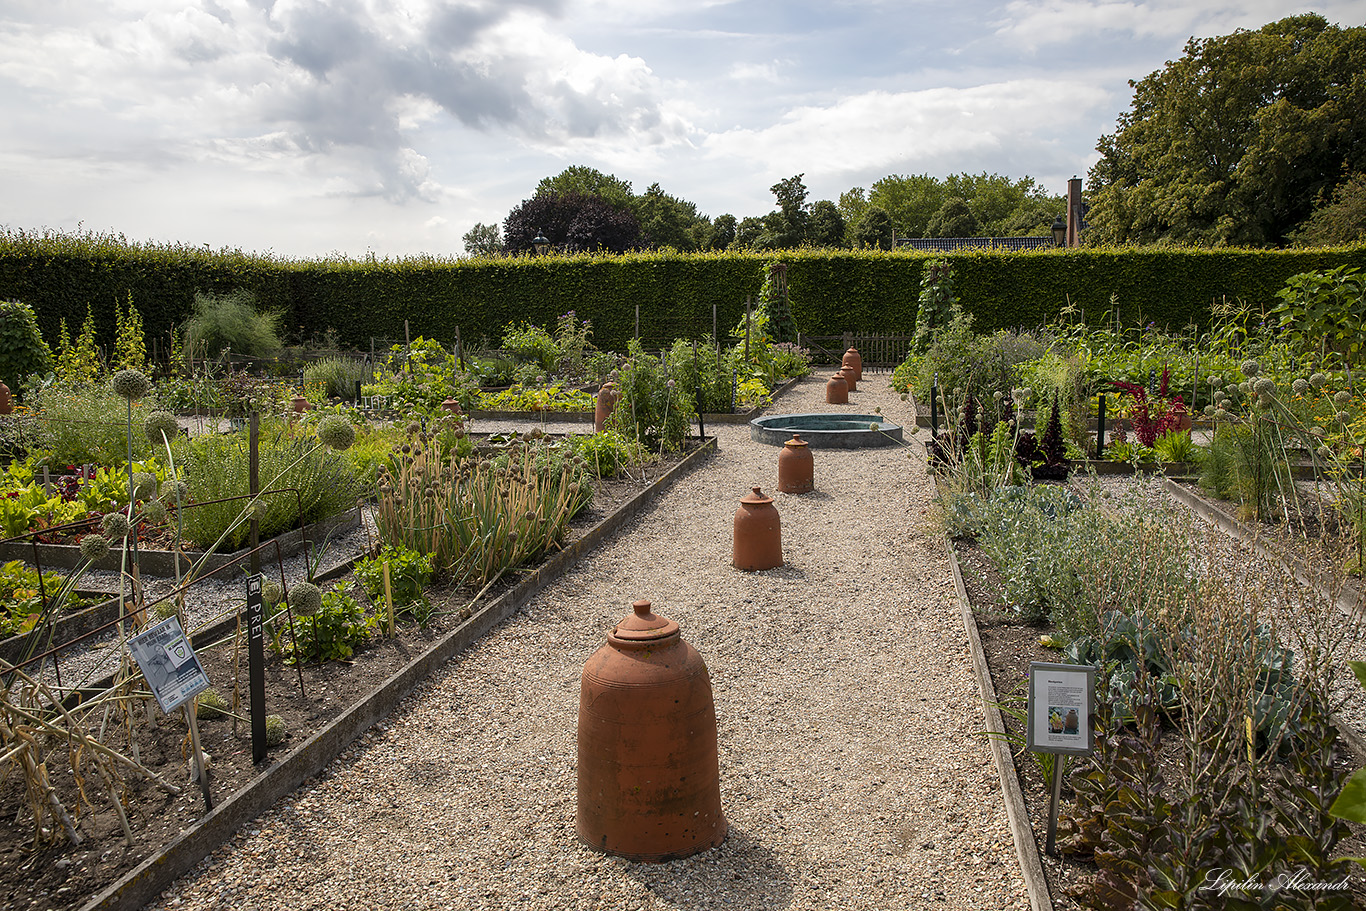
{"left": 132, "top": 473, "right": 158, "bottom": 501}
{"left": 1253, "top": 378, "right": 1275, "bottom": 396}
{"left": 288, "top": 582, "right": 322, "bottom": 617}
{"left": 145, "top": 411, "right": 179, "bottom": 444}
{"left": 101, "top": 513, "right": 131, "bottom": 539}
{"left": 262, "top": 581, "right": 283, "bottom": 607}
{"left": 1240, "top": 359, "right": 1260, "bottom": 378}
{"left": 264, "top": 714, "right": 286, "bottom": 746}
{"left": 111, "top": 369, "right": 152, "bottom": 401}
{"left": 1334, "top": 391, "right": 1352, "bottom": 406}
{"left": 1337, "top": 411, "right": 1352, "bottom": 424}
{"left": 80, "top": 534, "right": 111, "bottom": 562}
{"left": 142, "top": 500, "right": 167, "bottom": 524}
{"left": 1292, "top": 378, "right": 1309, "bottom": 395}
{"left": 318, "top": 415, "right": 355, "bottom": 450}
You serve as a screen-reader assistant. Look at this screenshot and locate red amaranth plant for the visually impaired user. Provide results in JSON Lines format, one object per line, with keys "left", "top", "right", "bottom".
{"left": 1111, "top": 368, "right": 1187, "bottom": 447}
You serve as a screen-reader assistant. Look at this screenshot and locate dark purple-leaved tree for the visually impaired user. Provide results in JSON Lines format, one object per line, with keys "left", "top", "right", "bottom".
{"left": 504, "top": 192, "right": 643, "bottom": 254}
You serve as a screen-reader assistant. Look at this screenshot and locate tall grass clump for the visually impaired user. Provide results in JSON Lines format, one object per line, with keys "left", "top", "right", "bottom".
{"left": 374, "top": 427, "right": 589, "bottom": 587}
{"left": 175, "top": 419, "right": 362, "bottom": 549}
{"left": 180, "top": 290, "right": 283, "bottom": 362}
{"left": 303, "top": 356, "right": 370, "bottom": 400}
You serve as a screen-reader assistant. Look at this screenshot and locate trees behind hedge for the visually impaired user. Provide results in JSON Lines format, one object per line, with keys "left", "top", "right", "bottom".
{"left": 1086, "top": 14, "right": 1366, "bottom": 247}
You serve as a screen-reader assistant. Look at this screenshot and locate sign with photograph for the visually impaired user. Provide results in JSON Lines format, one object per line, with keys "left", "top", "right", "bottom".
{"left": 128, "top": 615, "right": 211, "bottom": 714}
{"left": 1027, "top": 661, "right": 1096, "bottom": 755}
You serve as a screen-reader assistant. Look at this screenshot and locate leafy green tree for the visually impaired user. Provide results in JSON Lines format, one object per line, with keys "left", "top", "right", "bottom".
{"left": 852, "top": 206, "right": 893, "bottom": 249}
{"left": 837, "top": 188, "right": 870, "bottom": 244}
{"left": 1086, "top": 14, "right": 1366, "bottom": 246}
{"left": 462, "top": 223, "right": 504, "bottom": 257}
{"left": 840, "top": 172, "right": 1060, "bottom": 239}
{"left": 1292, "top": 172, "right": 1366, "bottom": 246}
{"left": 634, "top": 183, "right": 709, "bottom": 251}
{"left": 926, "top": 198, "right": 980, "bottom": 237}
{"left": 708, "top": 214, "right": 737, "bottom": 251}
{"left": 807, "top": 200, "right": 846, "bottom": 247}
{"left": 503, "top": 192, "right": 642, "bottom": 254}
{"left": 765, "top": 174, "right": 811, "bottom": 248}
{"left": 535, "top": 166, "right": 634, "bottom": 208}
{"left": 731, "top": 216, "right": 768, "bottom": 250}
{"left": 866, "top": 173, "right": 947, "bottom": 238}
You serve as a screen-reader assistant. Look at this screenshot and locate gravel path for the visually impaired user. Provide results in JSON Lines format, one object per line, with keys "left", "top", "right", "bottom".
{"left": 148, "top": 376, "right": 1029, "bottom": 911}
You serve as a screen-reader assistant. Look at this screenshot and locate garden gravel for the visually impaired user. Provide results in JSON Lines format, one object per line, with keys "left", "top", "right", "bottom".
{"left": 145, "top": 376, "right": 1031, "bottom": 911}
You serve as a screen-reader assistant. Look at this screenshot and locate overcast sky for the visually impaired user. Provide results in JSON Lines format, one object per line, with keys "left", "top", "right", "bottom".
{"left": 2, "top": 1, "right": 1359, "bottom": 258}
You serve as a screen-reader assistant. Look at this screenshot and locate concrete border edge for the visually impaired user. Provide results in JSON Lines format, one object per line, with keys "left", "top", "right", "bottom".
{"left": 945, "top": 537, "right": 1054, "bottom": 911}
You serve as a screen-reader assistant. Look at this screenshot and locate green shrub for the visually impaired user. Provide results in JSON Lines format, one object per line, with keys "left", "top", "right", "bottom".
{"left": 28, "top": 381, "right": 156, "bottom": 468}
{"left": 570, "top": 430, "right": 647, "bottom": 478}
{"left": 606, "top": 340, "right": 693, "bottom": 451}
{"left": 181, "top": 290, "right": 283, "bottom": 361}
{"left": 354, "top": 544, "right": 434, "bottom": 610}
{"left": 666, "top": 337, "right": 734, "bottom": 414}
{"left": 175, "top": 420, "right": 363, "bottom": 550}
{"left": 0, "top": 301, "right": 52, "bottom": 398}
{"left": 303, "top": 356, "right": 370, "bottom": 400}
{"left": 279, "top": 581, "right": 374, "bottom": 663}
{"left": 501, "top": 322, "right": 559, "bottom": 373}
{"left": 969, "top": 477, "right": 1194, "bottom": 642}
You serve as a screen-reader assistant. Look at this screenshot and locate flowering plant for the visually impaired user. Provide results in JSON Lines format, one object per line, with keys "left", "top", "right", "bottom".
{"left": 1110, "top": 368, "right": 1187, "bottom": 447}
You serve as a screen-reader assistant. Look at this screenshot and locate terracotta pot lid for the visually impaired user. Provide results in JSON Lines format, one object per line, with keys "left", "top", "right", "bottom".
{"left": 739, "top": 486, "right": 773, "bottom": 506}
{"left": 610, "top": 600, "right": 680, "bottom": 643}
{"left": 784, "top": 435, "right": 808, "bottom": 448}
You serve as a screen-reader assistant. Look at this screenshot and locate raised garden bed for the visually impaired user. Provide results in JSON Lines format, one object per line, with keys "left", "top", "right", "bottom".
{"left": 0, "top": 511, "right": 361, "bottom": 578}
{"left": 1, "top": 439, "right": 716, "bottom": 911}
{"left": 947, "top": 478, "right": 1366, "bottom": 909}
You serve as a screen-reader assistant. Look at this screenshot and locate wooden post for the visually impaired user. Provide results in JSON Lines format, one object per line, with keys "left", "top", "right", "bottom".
{"left": 712, "top": 302, "right": 717, "bottom": 346}
{"left": 634, "top": 304, "right": 640, "bottom": 341}
{"left": 455, "top": 326, "right": 463, "bottom": 371}
{"left": 404, "top": 320, "right": 412, "bottom": 375}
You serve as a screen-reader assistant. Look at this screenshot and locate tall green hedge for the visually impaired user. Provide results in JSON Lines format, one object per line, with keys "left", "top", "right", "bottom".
{"left": 2, "top": 228, "right": 1363, "bottom": 357}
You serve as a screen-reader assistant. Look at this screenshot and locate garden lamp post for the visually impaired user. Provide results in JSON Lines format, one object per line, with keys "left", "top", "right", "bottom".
{"left": 1051, "top": 215, "right": 1067, "bottom": 247}
{"left": 532, "top": 230, "right": 550, "bottom": 255}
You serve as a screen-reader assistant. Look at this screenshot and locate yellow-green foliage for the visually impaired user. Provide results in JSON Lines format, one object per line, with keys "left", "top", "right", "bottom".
{"left": 113, "top": 291, "right": 146, "bottom": 371}
{"left": 55, "top": 304, "right": 102, "bottom": 386}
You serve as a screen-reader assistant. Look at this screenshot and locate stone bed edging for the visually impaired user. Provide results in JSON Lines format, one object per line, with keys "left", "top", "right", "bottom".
{"left": 79, "top": 436, "right": 718, "bottom": 911}
{"left": 945, "top": 538, "right": 1054, "bottom": 911}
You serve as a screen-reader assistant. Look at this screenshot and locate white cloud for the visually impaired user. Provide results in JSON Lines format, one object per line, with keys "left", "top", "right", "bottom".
{"left": 727, "top": 60, "right": 784, "bottom": 82}
{"left": 993, "top": 0, "right": 1365, "bottom": 51}
{"left": 704, "top": 79, "right": 1112, "bottom": 180}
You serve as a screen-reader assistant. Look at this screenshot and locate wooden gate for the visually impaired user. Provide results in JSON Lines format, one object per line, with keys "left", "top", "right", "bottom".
{"left": 798, "top": 333, "right": 914, "bottom": 372}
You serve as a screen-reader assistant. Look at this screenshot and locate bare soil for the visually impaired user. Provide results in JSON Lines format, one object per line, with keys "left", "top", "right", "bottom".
{"left": 0, "top": 448, "right": 698, "bottom": 911}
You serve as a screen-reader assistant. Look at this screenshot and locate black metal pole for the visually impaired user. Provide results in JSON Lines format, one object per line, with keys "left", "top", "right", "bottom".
{"left": 1096, "top": 393, "right": 1107, "bottom": 459}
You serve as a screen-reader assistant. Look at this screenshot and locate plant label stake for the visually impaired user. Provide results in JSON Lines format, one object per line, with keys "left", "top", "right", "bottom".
{"left": 1026, "top": 662, "right": 1096, "bottom": 855}
{"left": 246, "top": 575, "right": 267, "bottom": 764}
{"left": 383, "top": 560, "right": 395, "bottom": 637}
{"left": 128, "top": 615, "right": 214, "bottom": 811}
